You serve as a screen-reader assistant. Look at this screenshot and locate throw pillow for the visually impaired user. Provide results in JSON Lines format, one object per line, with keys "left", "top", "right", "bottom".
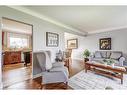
{"left": 110, "top": 52, "right": 122, "bottom": 60}
{"left": 101, "top": 51, "right": 107, "bottom": 58}
{"left": 106, "top": 52, "right": 111, "bottom": 58}
{"left": 94, "top": 51, "right": 102, "bottom": 58}
{"left": 52, "top": 62, "right": 64, "bottom": 67}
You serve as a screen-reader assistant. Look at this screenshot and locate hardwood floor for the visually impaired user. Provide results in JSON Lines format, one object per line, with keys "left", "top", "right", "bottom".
{"left": 3, "top": 59, "right": 84, "bottom": 90}
{"left": 3, "top": 63, "right": 32, "bottom": 88}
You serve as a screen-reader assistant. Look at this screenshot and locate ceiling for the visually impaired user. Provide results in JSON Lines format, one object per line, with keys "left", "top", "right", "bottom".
{"left": 9, "top": 6, "right": 127, "bottom": 35}
{"left": 2, "top": 18, "right": 32, "bottom": 35}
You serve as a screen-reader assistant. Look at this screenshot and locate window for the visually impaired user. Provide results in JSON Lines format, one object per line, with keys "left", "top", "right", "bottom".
{"left": 8, "top": 33, "right": 30, "bottom": 49}
{"left": 10, "top": 37, "right": 28, "bottom": 48}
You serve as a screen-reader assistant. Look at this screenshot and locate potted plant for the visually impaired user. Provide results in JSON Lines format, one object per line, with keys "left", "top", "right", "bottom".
{"left": 83, "top": 49, "right": 91, "bottom": 62}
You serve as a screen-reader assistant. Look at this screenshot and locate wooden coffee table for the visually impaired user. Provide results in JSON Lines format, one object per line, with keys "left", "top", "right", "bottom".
{"left": 85, "top": 61, "right": 126, "bottom": 84}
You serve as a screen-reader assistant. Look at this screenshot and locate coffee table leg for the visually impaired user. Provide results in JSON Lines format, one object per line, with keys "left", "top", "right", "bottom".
{"left": 85, "top": 68, "right": 87, "bottom": 73}
{"left": 121, "top": 73, "right": 123, "bottom": 84}
{"left": 85, "top": 64, "right": 87, "bottom": 73}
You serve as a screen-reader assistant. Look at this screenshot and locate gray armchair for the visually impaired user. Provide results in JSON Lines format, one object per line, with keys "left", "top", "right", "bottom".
{"left": 34, "top": 51, "right": 69, "bottom": 87}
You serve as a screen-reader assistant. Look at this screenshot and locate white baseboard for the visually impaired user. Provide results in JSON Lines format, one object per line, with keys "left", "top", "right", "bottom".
{"left": 32, "top": 73, "right": 42, "bottom": 79}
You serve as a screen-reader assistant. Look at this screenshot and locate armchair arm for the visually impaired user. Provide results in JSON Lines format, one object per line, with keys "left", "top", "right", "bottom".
{"left": 119, "top": 57, "right": 125, "bottom": 66}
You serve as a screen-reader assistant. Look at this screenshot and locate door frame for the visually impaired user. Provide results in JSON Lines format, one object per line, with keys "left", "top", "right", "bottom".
{"left": 1, "top": 17, "right": 34, "bottom": 88}
{"left": 0, "top": 16, "right": 3, "bottom": 89}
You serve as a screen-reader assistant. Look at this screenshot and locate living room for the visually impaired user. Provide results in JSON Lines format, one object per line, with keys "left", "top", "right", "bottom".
{"left": 0, "top": 6, "right": 127, "bottom": 90}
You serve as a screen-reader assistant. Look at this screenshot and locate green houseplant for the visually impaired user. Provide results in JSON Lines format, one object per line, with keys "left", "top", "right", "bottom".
{"left": 83, "top": 49, "right": 91, "bottom": 62}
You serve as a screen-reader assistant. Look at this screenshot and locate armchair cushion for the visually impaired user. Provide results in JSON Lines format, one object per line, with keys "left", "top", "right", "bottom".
{"left": 50, "top": 66, "right": 67, "bottom": 72}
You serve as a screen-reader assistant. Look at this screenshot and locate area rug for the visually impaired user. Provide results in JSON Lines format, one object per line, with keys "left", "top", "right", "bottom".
{"left": 68, "top": 70, "right": 127, "bottom": 89}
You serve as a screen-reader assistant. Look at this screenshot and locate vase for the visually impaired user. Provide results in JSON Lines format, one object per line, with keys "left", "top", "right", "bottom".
{"left": 84, "top": 58, "right": 89, "bottom": 62}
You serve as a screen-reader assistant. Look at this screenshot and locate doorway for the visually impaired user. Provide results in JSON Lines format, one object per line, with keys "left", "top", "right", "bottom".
{"left": 1, "top": 17, "right": 33, "bottom": 88}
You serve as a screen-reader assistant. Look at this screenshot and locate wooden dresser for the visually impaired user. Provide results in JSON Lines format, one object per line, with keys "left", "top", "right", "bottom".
{"left": 4, "top": 51, "right": 21, "bottom": 65}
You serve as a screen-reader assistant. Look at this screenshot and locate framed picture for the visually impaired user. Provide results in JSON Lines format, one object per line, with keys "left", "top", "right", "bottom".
{"left": 46, "top": 32, "right": 59, "bottom": 47}
{"left": 99, "top": 38, "right": 111, "bottom": 50}
{"left": 67, "top": 39, "right": 78, "bottom": 49}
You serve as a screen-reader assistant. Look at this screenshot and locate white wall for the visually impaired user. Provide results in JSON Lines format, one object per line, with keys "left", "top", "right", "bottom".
{"left": 65, "top": 28, "right": 127, "bottom": 60}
